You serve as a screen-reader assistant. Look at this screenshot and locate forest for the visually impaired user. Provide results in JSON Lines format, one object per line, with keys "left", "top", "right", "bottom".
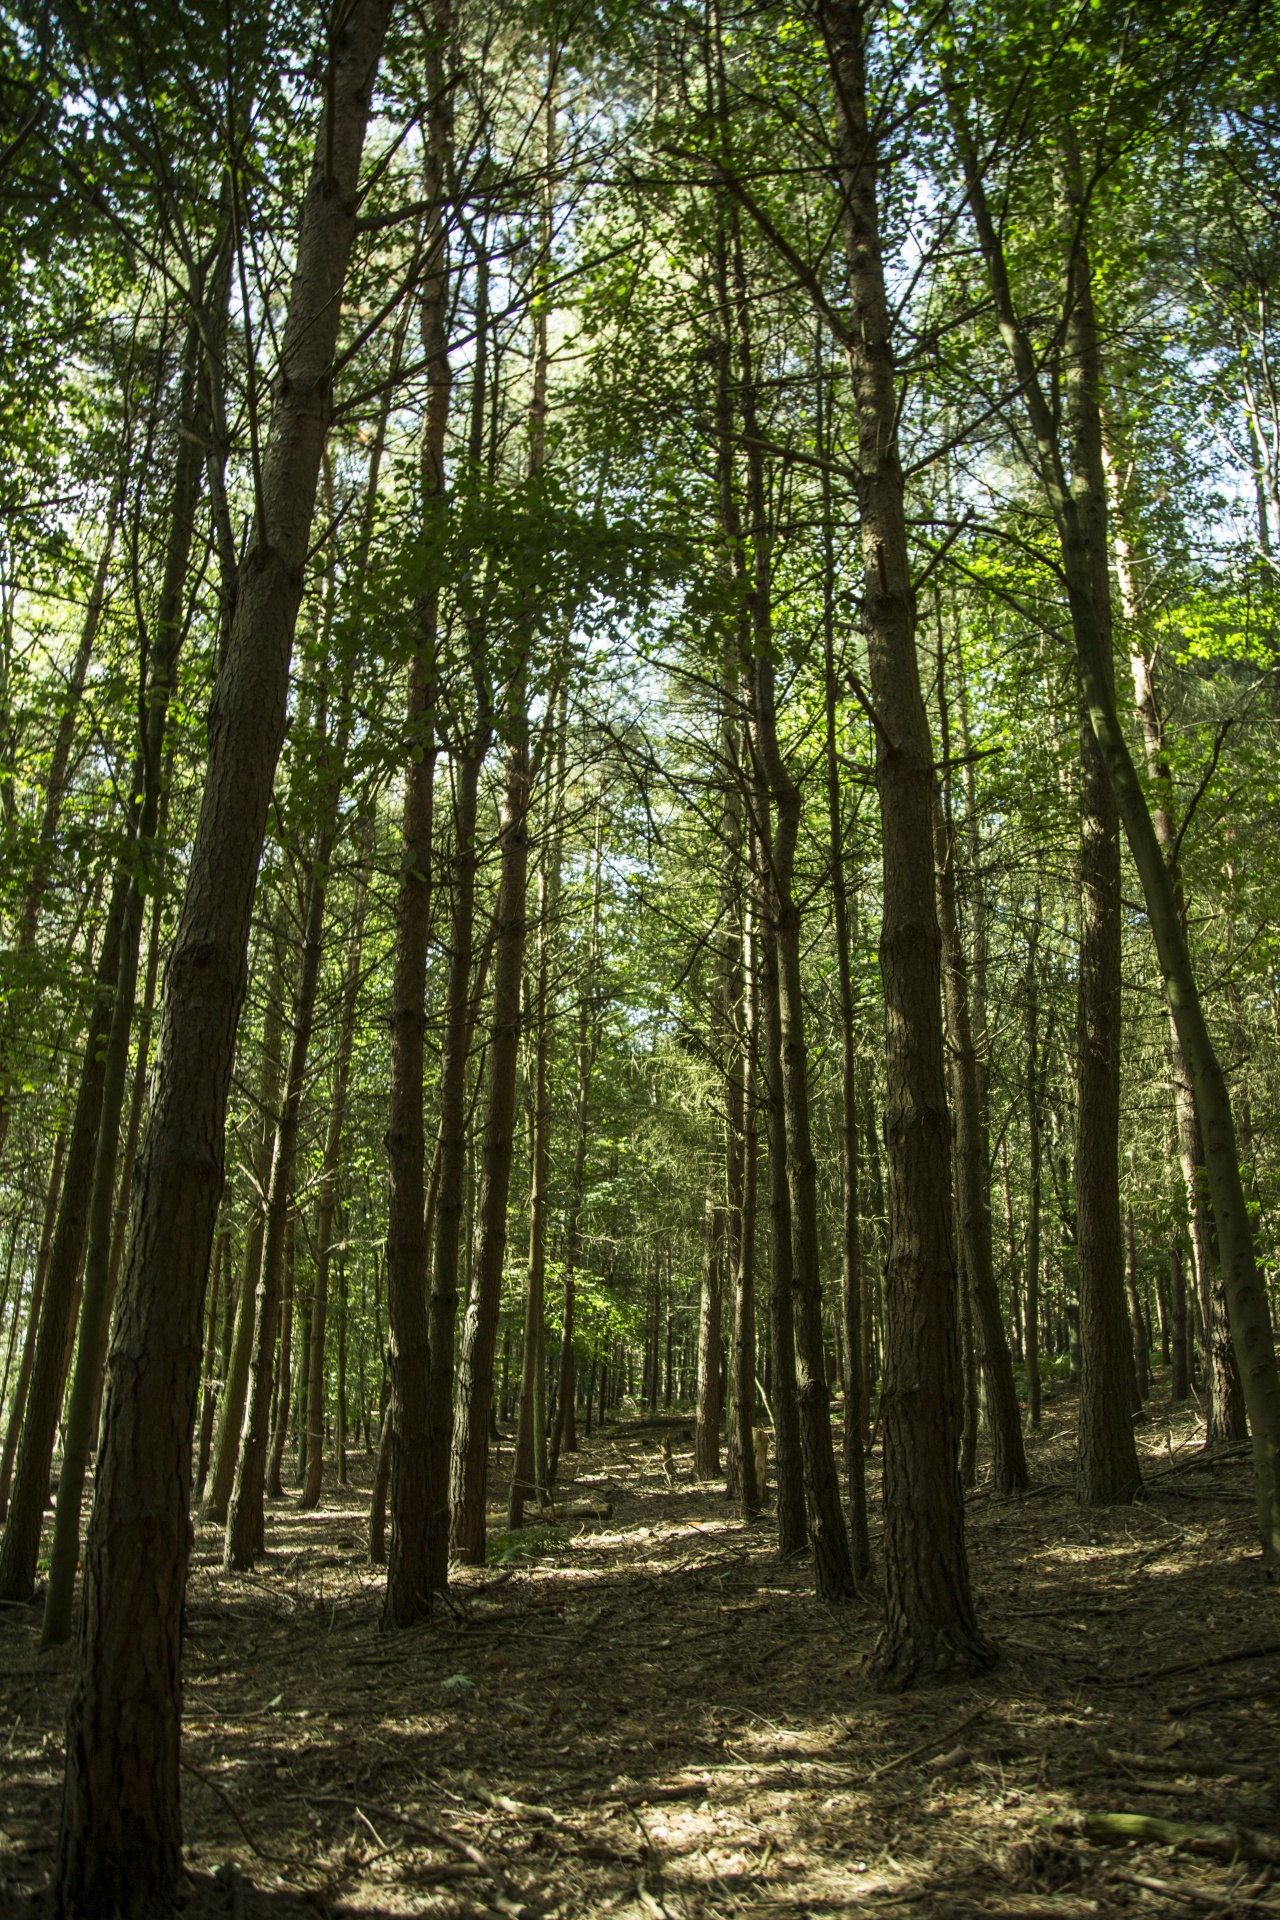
{"left": 1, "top": 0, "right": 1280, "bottom": 1914}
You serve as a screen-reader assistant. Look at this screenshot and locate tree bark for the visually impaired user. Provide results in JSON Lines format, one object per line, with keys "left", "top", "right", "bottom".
{"left": 694, "top": 1133, "right": 725, "bottom": 1480}
{"left": 226, "top": 762, "right": 345, "bottom": 1569}
{"left": 822, "top": 0, "right": 993, "bottom": 1681}
{"left": 756, "top": 831, "right": 806, "bottom": 1556}
{"left": 265, "top": 1215, "right": 296, "bottom": 1499}
{"left": 1054, "top": 205, "right": 1143, "bottom": 1506}
{"left": 54, "top": 11, "right": 390, "bottom": 1902}
{"left": 0, "top": 477, "right": 123, "bottom": 1165}
{"left": 933, "top": 786, "right": 1028, "bottom": 1493}
{"left": 0, "top": 1115, "right": 65, "bottom": 1521}
{"left": 550, "top": 813, "right": 603, "bottom": 1479}
{"left": 449, "top": 702, "right": 530, "bottom": 1563}
{"left": 1105, "top": 445, "right": 1245, "bottom": 1446}
{"left": 383, "top": 7, "right": 452, "bottom": 1625}
{"left": 955, "top": 99, "right": 1280, "bottom": 1559}
{"left": 200, "top": 914, "right": 290, "bottom": 1526}
{"left": 510, "top": 698, "right": 567, "bottom": 1527}
{"left": 299, "top": 815, "right": 373, "bottom": 1511}
{"left": 0, "top": 875, "right": 126, "bottom": 1604}
{"left": 1025, "top": 900, "right": 1044, "bottom": 1430}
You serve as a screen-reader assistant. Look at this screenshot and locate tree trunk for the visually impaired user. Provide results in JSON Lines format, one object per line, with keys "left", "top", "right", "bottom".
{"left": 0, "top": 479, "right": 122, "bottom": 1166}
{"left": 423, "top": 730, "right": 489, "bottom": 1584}
{"left": 1104, "top": 439, "right": 1245, "bottom": 1446}
{"left": 299, "top": 816, "right": 373, "bottom": 1512}
{"left": 266, "top": 1216, "right": 296, "bottom": 1499}
{"left": 1025, "top": 900, "right": 1043, "bottom": 1431}
{"left": 694, "top": 1135, "right": 724, "bottom": 1479}
{"left": 0, "top": 1117, "right": 66, "bottom": 1520}
{"left": 823, "top": 0, "right": 993, "bottom": 1682}
{"left": 511, "top": 697, "right": 567, "bottom": 1527}
{"left": 933, "top": 787, "right": 1028, "bottom": 1493}
{"left": 450, "top": 702, "right": 530, "bottom": 1563}
{"left": 226, "top": 796, "right": 343, "bottom": 1569}
{"left": 955, "top": 105, "right": 1280, "bottom": 1562}
{"left": 821, "top": 552, "right": 871, "bottom": 1575}
{"left": 383, "top": 18, "right": 452, "bottom": 1623}
{"left": 0, "top": 875, "right": 127, "bottom": 1604}
{"left": 1125, "top": 1205, "right": 1149, "bottom": 1407}
{"left": 550, "top": 815, "right": 603, "bottom": 1479}
{"left": 756, "top": 839, "right": 806, "bottom": 1556}
{"left": 1055, "top": 212, "right": 1143, "bottom": 1506}
{"left": 200, "top": 919, "right": 290, "bottom": 1525}
{"left": 54, "top": 13, "right": 390, "bottom": 1901}
{"left": 195, "top": 1236, "right": 225, "bottom": 1497}
{"left": 1171, "top": 1244, "right": 1190, "bottom": 1403}
{"left": 729, "top": 907, "right": 760, "bottom": 1523}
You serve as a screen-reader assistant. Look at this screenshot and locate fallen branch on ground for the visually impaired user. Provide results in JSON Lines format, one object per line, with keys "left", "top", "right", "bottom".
{"left": 1095, "top": 1641, "right": 1280, "bottom": 1688}
{"left": 1112, "top": 1868, "right": 1280, "bottom": 1912}
{"left": 1057, "top": 1810, "right": 1280, "bottom": 1864}
{"left": 865, "top": 1706, "right": 990, "bottom": 1782}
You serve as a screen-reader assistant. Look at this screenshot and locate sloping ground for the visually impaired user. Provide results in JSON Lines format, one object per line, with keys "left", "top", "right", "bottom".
{"left": 3, "top": 1388, "right": 1279, "bottom": 1918}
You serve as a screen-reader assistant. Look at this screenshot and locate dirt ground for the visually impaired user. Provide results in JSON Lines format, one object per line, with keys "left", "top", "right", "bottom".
{"left": 3, "top": 1385, "right": 1280, "bottom": 1919}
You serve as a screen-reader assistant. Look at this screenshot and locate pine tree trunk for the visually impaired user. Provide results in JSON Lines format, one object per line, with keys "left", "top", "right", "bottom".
{"left": 934, "top": 789, "right": 1028, "bottom": 1493}
{"left": 694, "top": 1138, "right": 724, "bottom": 1479}
{"left": 1105, "top": 444, "right": 1246, "bottom": 1447}
{"left": 383, "top": 16, "right": 452, "bottom": 1623}
{"left": 0, "top": 1119, "right": 65, "bottom": 1520}
{"left": 450, "top": 705, "right": 530, "bottom": 1563}
{"left": 1058, "top": 218, "right": 1143, "bottom": 1506}
{"left": 0, "top": 875, "right": 126, "bottom": 1604}
{"left": 0, "top": 479, "right": 122, "bottom": 1166}
{"left": 823, "top": 0, "right": 993, "bottom": 1682}
{"left": 1171, "top": 1245, "right": 1190, "bottom": 1403}
{"left": 549, "top": 818, "right": 602, "bottom": 1478}
{"left": 299, "top": 817, "right": 372, "bottom": 1512}
{"left": 266, "top": 1217, "right": 296, "bottom": 1500}
{"left": 757, "top": 846, "right": 806, "bottom": 1556}
{"left": 423, "top": 735, "right": 488, "bottom": 1583}
{"left": 53, "top": 13, "right": 390, "bottom": 1900}
{"left": 200, "top": 924, "right": 290, "bottom": 1526}
{"left": 511, "top": 701, "right": 567, "bottom": 1527}
{"left": 955, "top": 106, "right": 1280, "bottom": 1561}
{"left": 227, "top": 831, "right": 340, "bottom": 1568}
{"left": 195, "top": 1237, "right": 225, "bottom": 1497}
{"left": 1025, "top": 902, "right": 1044, "bottom": 1431}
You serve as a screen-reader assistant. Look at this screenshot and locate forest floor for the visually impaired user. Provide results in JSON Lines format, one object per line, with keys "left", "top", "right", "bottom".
{"left": 3, "top": 1383, "right": 1280, "bottom": 1919}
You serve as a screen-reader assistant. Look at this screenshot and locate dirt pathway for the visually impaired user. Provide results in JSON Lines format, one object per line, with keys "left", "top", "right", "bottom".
{"left": 4, "top": 1397, "right": 1280, "bottom": 1917}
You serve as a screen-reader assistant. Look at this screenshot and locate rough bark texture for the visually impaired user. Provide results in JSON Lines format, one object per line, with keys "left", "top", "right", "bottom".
{"left": 53, "top": 12, "right": 389, "bottom": 1902}
{"left": 383, "top": 11, "right": 452, "bottom": 1624}
{"left": 824, "top": 0, "right": 993, "bottom": 1683}
{"left": 1060, "top": 223, "right": 1142, "bottom": 1507}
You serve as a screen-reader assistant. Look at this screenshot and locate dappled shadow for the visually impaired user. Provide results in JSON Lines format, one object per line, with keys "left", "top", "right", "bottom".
{"left": 4, "top": 1388, "right": 1280, "bottom": 1918}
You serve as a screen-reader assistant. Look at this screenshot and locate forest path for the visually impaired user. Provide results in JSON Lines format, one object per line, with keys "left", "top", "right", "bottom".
{"left": 3, "top": 1395, "right": 1280, "bottom": 1918}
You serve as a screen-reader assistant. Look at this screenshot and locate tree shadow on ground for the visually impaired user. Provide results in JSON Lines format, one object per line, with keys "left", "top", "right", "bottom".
{"left": 3, "top": 1389, "right": 1279, "bottom": 1918}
